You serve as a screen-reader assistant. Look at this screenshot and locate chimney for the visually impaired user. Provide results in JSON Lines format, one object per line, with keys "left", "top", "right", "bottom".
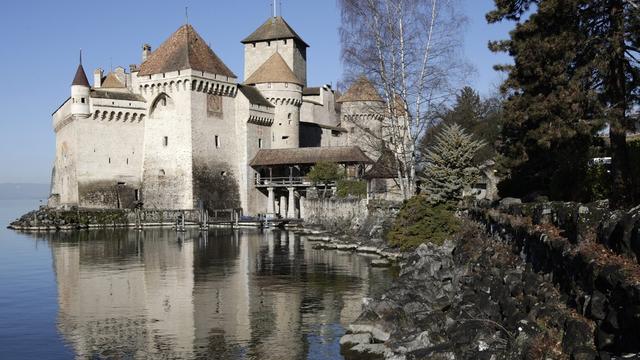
{"left": 142, "top": 44, "right": 152, "bottom": 62}
{"left": 93, "top": 68, "right": 103, "bottom": 88}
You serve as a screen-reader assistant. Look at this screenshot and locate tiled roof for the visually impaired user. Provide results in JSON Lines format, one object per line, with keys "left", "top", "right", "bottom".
{"left": 365, "top": 149, "right": 400, "bottom": 179}
{"left": 90, "top": 90, "right": 146, "bottom": 102}
{"left": 303, "top": 87, "right": 321, "bottom": 96}
{"left": 241, "top": 16, "right": 308, "bottom": 47}
{"left": 238, "top": 85, "right": 274, "bottom": 108}
{"left": 101, "top": 73, "right": 126, "bottom": 88}
{"left": 250, "top": 146, "right": 372, "bottom": 166}
{"left": 138, "top": 24, "right": 235, "bottom": 78}
{"left": 337, "top": 76, "right": 384, "bottom": 103}
{"left": 244, "top": 52, "right": 303, "bottom": 86}
{"left": 72, "top": 64, "right": 90, "bottom": 87}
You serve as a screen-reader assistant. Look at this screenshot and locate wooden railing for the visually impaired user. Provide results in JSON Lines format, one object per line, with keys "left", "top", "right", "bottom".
{"left": 255, "top": 177, "right": 310, "bottom": 186}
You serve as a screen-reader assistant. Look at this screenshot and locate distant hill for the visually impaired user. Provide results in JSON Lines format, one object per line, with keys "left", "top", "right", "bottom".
{"left": 0, "top": 183, "right": 49, "bottom": 200}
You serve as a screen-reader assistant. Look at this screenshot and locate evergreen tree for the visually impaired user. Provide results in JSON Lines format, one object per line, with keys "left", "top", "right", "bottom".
{"left": 488, "top": 0, "right": 640, "bottom": 206}
{"left": 421, "top": 124, "right": 486, "bottom": 203}
{"left": 421, "top": 87, "right": 502, "bottom": 164}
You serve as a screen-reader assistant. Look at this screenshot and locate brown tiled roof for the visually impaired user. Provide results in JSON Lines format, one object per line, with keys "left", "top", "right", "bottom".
{"left": 72, "top": 64, "right": 90, "bottom": 86}
{"left": 238, "top": 85, "right": 274, "bottom": 108}
{"left": 250, "top": 146, "right": 373, "bottom": 166}
{"left": 101, "top": 73, "right": 126, "bottom": 88}
{"left": 244, "top": 53, "right": 303, "bottom": 86}
{"left": 365, "top": 149, "right": 400, "bottom": 179}
{"left": 303, "top": 87, "right": 321, "bottom": 96}
{"left": 138, "top": 24, "right": 235, "bottom": 77}
{"left": 337, "top": 76, "right": 383, "bottom": 103}
{"left": 241, "top": 16, "right": 309, "bottom": 47}
{"left": 90, "top": 90, "right": 146, "bottom": 102}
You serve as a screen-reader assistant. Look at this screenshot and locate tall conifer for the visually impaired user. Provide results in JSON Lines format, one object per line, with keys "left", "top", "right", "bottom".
{"left": 488, "top": 0, "right": 640, "bottom": 205}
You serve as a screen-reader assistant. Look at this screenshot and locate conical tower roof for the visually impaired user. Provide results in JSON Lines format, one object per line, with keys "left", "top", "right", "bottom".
{"left": 244, "top": 52, "right": 303, "bottom": 86}
{"left": 71, "top": 64, "right": 90, "bottom": 87}
{"left": 242, "top": 16, "right": 308, "bottom": 47}
{"left": 337, "top": 76, "right": 384, "bottom": 103}
{"left": 138, "top": 24, "right": 235, "bottom": 77}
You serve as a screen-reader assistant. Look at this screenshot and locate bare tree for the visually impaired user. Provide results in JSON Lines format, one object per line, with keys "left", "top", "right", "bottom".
{"left": 338, "top": 0, "right": 469, "bottom": 200}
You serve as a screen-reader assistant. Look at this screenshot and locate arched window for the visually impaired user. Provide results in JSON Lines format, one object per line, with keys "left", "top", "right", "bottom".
{"left": 159, "top": 169, "right": 166, "bottom": 176}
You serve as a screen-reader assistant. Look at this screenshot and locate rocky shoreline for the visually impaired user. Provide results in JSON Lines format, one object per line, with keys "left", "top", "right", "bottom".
{"left": 334, "top": 221, "right": 603, "bottom": 360}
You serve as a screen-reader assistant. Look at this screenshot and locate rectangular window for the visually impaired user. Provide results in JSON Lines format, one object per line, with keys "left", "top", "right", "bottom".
{"left": 258, "top": 138, "right": 263, "bottom": 149}
{"left": 134, "top": 189, "right": 140, "bottom": 201}
{"left": 81, "top": 98, "right": 85, "bottom": 104}
{"left": 215, "top": 135, "right": 220, "bottom": 148}
{"left": 163, "top": 136, "right": 168, "bottom": 146}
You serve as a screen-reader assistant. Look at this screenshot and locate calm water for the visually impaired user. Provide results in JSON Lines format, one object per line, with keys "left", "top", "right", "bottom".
{"left": 0, "top": 199, "right": 393, "bottom": 360}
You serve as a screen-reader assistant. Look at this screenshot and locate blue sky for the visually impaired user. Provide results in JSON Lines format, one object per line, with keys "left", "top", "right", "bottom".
{"left": 0, "top": 0, "right": 512, "bottom": 183}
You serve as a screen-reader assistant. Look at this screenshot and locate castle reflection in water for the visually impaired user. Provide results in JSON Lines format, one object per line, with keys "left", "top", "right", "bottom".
{"left": 32, "top": 228, "right": 391, "bottom": 359}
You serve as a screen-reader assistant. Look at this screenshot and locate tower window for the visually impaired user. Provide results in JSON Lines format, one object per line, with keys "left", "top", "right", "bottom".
{"left": 108, "top": 157, "right": 111, "bottom": 164}
{"left": 163, "top": 136, "right": 168, "bottom": 146}
{"left": 81, "top": 98, "right": 85, "bottom": 104}
{"left": 215, "top": 135, "right": 220, "bottom": 148}
{"left": 258, "top": 138, "right": 263, "bottom": 149}
{"left": 134, "top": 189, "right": 140, "bottom": 201}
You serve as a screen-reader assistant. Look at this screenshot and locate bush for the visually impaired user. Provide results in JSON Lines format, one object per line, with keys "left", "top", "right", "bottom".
{"left": 336, "top": 179, "right": 367, "bottom": 198}
{"left": 386, "top": 196, "right": 460, "bottom": 250}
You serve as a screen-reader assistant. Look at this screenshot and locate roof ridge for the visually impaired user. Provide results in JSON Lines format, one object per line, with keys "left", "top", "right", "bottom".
{"left": 244, "top": 52, "right": 302, "bottom": 85}
{"left": 337, "top": 76, "right": 384, "bottom": 103}
{"left": 241, "top": 16, "right": 309, "bottom": 47}
{"left": 138, "top": 24, "right": 235, "bottom": 78}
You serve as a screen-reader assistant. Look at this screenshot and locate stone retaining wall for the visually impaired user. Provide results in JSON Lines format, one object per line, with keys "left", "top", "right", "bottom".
{"left": 472, "top": 206, "right": 640, "bottom": 355}
{"left": 303, "top": 198, "right": 400, "bottom": 240}
{"left": 498, "top": 201, "right": 640, "bottom": 263}
{"left": 9, "top": 207, "right": 204, "bottom": 230}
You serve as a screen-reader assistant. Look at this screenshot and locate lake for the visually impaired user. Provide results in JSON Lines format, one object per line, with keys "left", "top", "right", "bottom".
{"left": 0, "top": 199, "right": 393, "bottom": 359}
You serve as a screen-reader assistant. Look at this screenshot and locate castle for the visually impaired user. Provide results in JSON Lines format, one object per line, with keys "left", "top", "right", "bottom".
{"left": 49, "top": 15, "right": 389, "bottom": 218}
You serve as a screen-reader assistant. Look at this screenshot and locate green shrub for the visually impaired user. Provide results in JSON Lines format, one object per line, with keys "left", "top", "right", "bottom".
{"left": 582, "top": 163, "right": 611, "bottom": 201}
{"left": 336, "top": 179, "right": 367, "bottom": 198}
{"left": 386, "top": 196, "right": 460, "bottom": 250}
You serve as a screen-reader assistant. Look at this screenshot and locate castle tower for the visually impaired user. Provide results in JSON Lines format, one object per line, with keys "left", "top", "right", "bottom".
{"left": 242, "top": 16, "right": 308, "bottom": 86}
{"left": 337, "top": 77, "right": 386, "bottom": 158}
{"left": 136, "top": 24, "right": 239, "bottom": 210}
{"left": 70, "top": 58, "right": 91, "bottom": 117}
{"left": 245, "top": 53, "right": 303, "bottom": 149}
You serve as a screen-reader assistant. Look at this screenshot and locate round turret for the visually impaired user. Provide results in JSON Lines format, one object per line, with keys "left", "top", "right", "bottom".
{"left": 245, "top": 52, "right": 304, "bottom": 149}
{"left": 71, "top": 63, "right": 91, "bottom": 116}
{"left": 256, "top": 82, "right": 302, "bottom": 149}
